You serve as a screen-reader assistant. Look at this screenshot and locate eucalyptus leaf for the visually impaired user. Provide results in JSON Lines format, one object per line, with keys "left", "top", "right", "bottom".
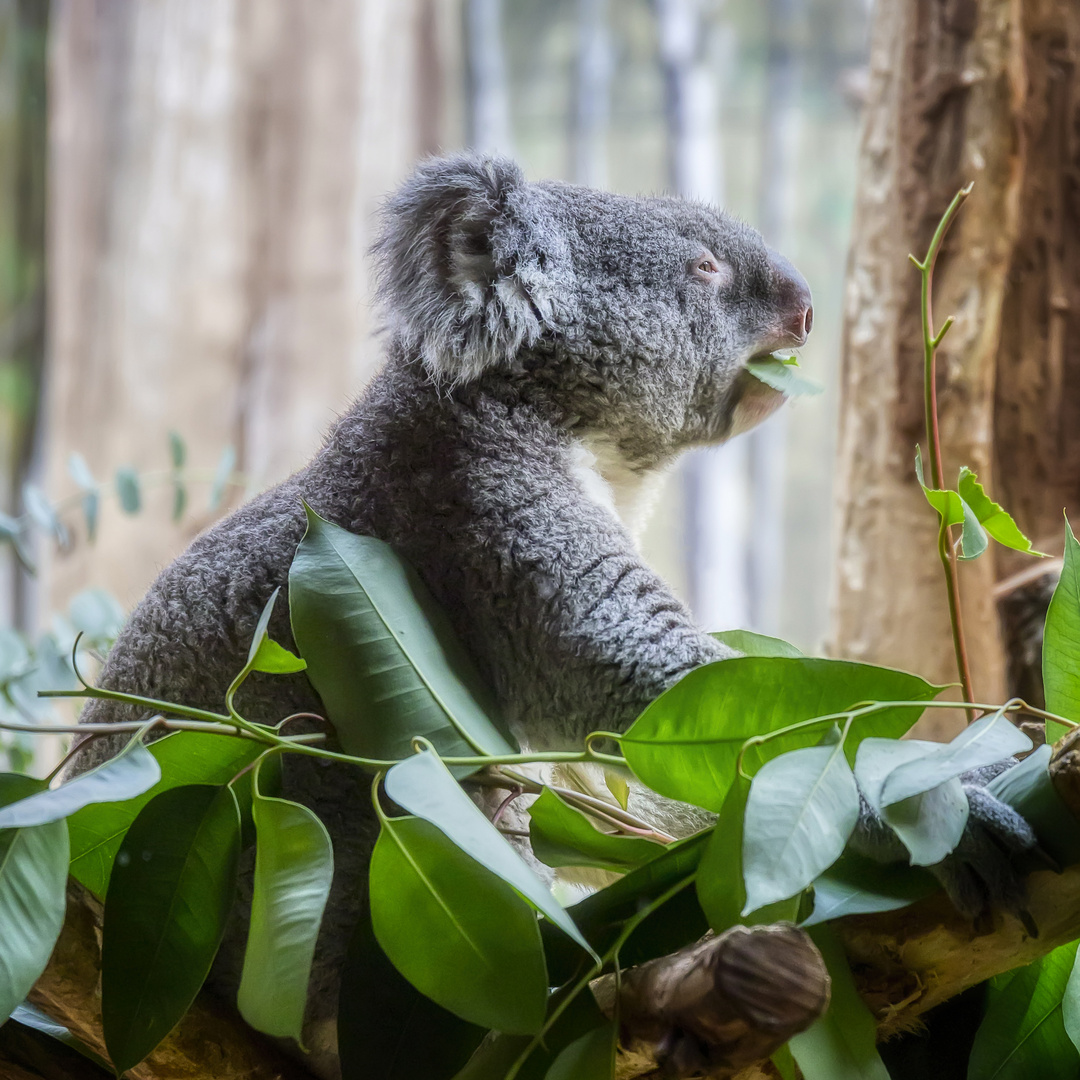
{"left": 1043, "top": 518, "right": 1080, "bottom": 744}
{"left": 914, "top": 447, "right": 987, "bottom": 560}
{"left": 745, "top": 356, "right": 823, "bottom": 396}
{"left": 742, "top": 743, "right": 861, "bottom": 912}
{"left": 67, "top": 452, "right": 96, "bottom": 492}
{"left": 338, "top": 904, "right": 486, "bottom": 1080}
{"left": 804, "top": 852, "right": 937, "bottom": 927}
{"left": 605, "top": 769, "right": 630, "bottom": 810}
{"left": 21, "top": 482, "right": 63, "bottom": 542}
{"left": 383, "top": 750, "right": 594, "bottom": 957}
{"left": 788, "top": 925, "right": 891, "bottom": 1080}
{"left": 0, "top": 732, "right": 161, "bottom": 829}
{"left": 168, "top": 430, "right": 186, "bottom": 469}
{"left": 855, "top": 738, "right": 969, "bottom": 866}
{"left": 101, "top": 785, "right": 241, "bottom": 1074}
{"left": 209, "top": 444, "right": 236, "bottom": 511}
{"left": 114, "top": 466, "right": 141, "bottom": 514}
{"left": 242, "top": 588, "right": 305, "bottom": 675}
{"left": 696, "top": 772, "right": 749, "bottom": 933}
{"left": 620, "top": 657, "right": 940, "bottom": 812}
{"left": 710, "top": 629, "right": 804, "bottom": 658}
{"left": 878, "top": 709, "right": 1031, "bottom": 806}
{"left": 529, "top": 788, "right": 663, "bottom": 873}
{"left": 543, "top": 1023, "right": 616, "bottom": 1080}
{"left": 237, "top": 784, "right": 334, "bottom": 1042}
{"left": 0, "top": 774, "right": 69, "bottom": 1025}
{"left": 68, "top": 731, "right": 263, "bottom": 898}
{"left": 958, "top": 468, "right": 1047, "bottom": 556}
{"left": 289, "top": 507, "right": 515, "bottom": 765}
{"left": 969, "top": 942, "right": 1080, "bottom": 1080}
{"left": 1065, "top": 946, "right": 1080, "bottom": 1057}
{"left": 172, "top": 479, "right": 187, "bottom": 523}
{"left": 371, "top": 814, "right": 548, "bottom": 1034}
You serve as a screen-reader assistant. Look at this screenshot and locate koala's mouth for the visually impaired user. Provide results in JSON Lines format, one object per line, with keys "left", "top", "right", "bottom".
{"left": 726, "top": 364, "right": 788, "bottom": 438}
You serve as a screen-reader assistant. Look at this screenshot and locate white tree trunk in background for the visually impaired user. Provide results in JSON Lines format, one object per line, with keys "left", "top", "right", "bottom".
{"left": 571, "top": 0, "right": 612, "bottom": 189}
{"left": 44, "top": 0, "right": 460, "bottom": 616}
{"left": 464, "top": 0, "right": 512, "bottom": 155}
{"left": 656, "top": 0, "right": 749, "bottom": 632}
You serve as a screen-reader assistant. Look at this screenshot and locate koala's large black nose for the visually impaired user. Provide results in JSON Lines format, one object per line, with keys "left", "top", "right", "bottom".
{"left": 768, "top": 250, "right": 813, "bottom": 346}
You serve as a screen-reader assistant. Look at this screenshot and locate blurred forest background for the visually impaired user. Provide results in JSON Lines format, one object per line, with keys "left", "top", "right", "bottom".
{"left": 8, "top": 0, "right": 1076, "bottom": 768}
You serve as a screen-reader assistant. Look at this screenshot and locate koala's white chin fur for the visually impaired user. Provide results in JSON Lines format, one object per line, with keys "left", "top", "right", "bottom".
{"left": 568, "top": 434, "right": 671, "bottom": 546}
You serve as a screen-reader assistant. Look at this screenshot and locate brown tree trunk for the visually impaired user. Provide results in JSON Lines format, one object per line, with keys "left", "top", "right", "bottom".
{"left": 43, "top": 0, "right": 461, "bottom": 617}
{"left": 829, "top": 0, "right": 1080, "bottom": 739}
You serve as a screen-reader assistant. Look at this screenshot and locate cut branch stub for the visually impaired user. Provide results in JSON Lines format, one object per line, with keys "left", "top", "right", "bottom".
{"left": 596, "top": 924, "right": 830, "bottom": 1079}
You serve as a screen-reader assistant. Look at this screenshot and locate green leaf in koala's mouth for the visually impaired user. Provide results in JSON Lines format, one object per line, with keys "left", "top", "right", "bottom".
{"left": 744, "top": 354, "right": 823, "bottom": 397}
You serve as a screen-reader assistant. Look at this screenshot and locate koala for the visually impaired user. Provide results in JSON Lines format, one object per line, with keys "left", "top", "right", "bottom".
{"left": 75, "top": 154, "right": 1031, "bottom": 1075}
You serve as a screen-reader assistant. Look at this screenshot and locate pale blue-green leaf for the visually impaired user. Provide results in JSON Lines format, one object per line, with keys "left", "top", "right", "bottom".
{"left": 742, "top": 744, "right": 860, "bottom": 913}
{"left": 68, "top": 588, "right": 125, "bottom": 645}
{"left": 22, "top": 483, "right": 63, "bottom": 542}
{"left": 115, "top": 466, "right": 141, "bottom": 514}
{"left": 68, "top": 454, "right": 99, "bottom": 540}
{"left": 289, "top": 507, "right": 515, "bottom": 765}
{"left": 745, "top": 357, "right": 822, "bottom": 396}
{"left": 969, "top": 941, "right": 1080, "bottom": 1080}
{"left": 788, "top": 925, "right": 891, "bottom": 1080}
{"left": 710, "top": 629, "right": 804, "bottom": 658}
{"left": 209, "top": 444, "right": 236, "bottom": 511}
{"left": 10, "top": 1001, "right": 114, "bottom": 1070}
{"left": 1044, "top": 518, "right": 1080, "bottom": 744}
{"left": 529, "top": 788, "right": 663, "bottom": 873}
{"left": 0, "top": 734, "right": 160, "bottom": 829}
{"left": 958, "top": 467, "right": 1047, "bottom": 555}
{"left": 0, "top": 775, "right": 69, "bottom": 1024}
{"left": 384, "top": 750, "right": 595, "bottom": 958}
{"left": 371, "top": 815, "right": 548, "bottom": 1035}
{"left": 543, "top": 1023, "right": 616, "bottom": 1079}
{"left": 237, "top": 792, "right": 334, "bottom": 1042}
{"left": 855, "top": 737, "right": 968, "bottom": 866}
{"left": 620, "top": 657, "right": 940, "bottom": 813}
{"left": 879, "top": 710, "right": 1031, "bottom": 806}
{"left": 804, "top": 853, "right": 937, "bottom": 927}
{"left": 168, "top": 430, "right": 186, "bottom": 469}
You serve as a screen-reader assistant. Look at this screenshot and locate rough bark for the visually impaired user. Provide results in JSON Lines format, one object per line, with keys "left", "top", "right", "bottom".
{"left": 829, "top": 0, "right": 1028, "bottom": 739}
{"left": 44, "top": 0, "right": 460, "bottom": 616}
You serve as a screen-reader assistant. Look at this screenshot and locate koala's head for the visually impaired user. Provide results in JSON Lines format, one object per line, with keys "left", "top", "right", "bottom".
{"left": 374, "top": 154, "right": 812, "bottom": 464}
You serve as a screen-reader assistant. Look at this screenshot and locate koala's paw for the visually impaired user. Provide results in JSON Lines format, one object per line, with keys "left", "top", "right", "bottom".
{"left": 927, "top": 765, "right": 1042, "bottom": 933}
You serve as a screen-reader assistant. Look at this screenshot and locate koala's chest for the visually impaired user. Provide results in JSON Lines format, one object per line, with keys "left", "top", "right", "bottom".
{"left": 568, "top": 435, "right": 669, "bottom": 544}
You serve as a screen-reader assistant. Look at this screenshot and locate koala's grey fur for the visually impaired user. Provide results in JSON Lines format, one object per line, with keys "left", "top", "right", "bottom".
{"left": 75, "top": 154, "right": 1027, "bottom": 1075}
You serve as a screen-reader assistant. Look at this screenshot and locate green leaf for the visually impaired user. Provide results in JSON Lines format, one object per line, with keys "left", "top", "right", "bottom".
{"left": 371, "top": 814, "right": 548, "bottom": 1034}
{"left": 789, "top": 925, "right": 891, "bottom": 1080}
{"left": 529, "top": 788, "right": 663, "bottom": 873}
{"left": 68, "top": 453, "right": 99, "bottom": 542}
{"left": 0, "top": 732, "right": 161, "bottom": 829}
{"left": 804, "top": 852, "right": 937, "bottom": 927}
{"left": 543, "top": 1022, "right": 616, "bottom": 1079}
{"left": 879, "top": 709, "right": 1032, "bottom": 806}
{"left": 745, "top": 356, "right": 823, "bottom": 396}
{"left": 742, "top": 742, "right": 861, "bottom": 912}
{"left": 338, "top": 904, "right": 486, "bottom": 1080}
{"left": 620, "top": 657, "right": 940, "bottom": 812}
{"left": 168, "top": 430, "right": 186, "bottom": 469}
{"left": 383, "top": 750, "right": 594, "bottom": 958}
{"left": 68, "top": 731, "right": 262, "bottom": 898}
{"left": 696, "top": 772, "right": 749, "bottom": 932}
{"left": 772, "top": 1044, "right": 797, "bottom": 1080}
{"left": 289, "top": 506, "right": 515, "bottom": 764}
{"left": 0, "top": 774, "right": 69, "bottom": 1025}
{"left": 22, "top": 483, "right": 64, "bottom": 543}
{"left": 115, "top": 466, "right": 141, "bottom": 514}
{"left": 969, "top": 941, "right": 1080, "bottom": 1080}
{"left": 242, "top": 588, "right": 306, "bottom": 674}
{"left": 605, "top": 769, "right": 630, "bottom": 810}
{"left": 101, "top": 785, "right": 241, "bottom": 1073}
{"left": 172, "top": 478, "right": 187, "bottom": 523}
{"left": 958, "top": 468, "right": 1046, "bottom": 556}
{"left": 855, "top": 738, "right": 968, "bottom": 866}
{"left": 711, "top": 629, "right": 804, "bottom": 658}
{"left": 1044, "top": 518, "right": 1080, "bottom": 744}
{"left": 1064, "top": 945, "right": 1080, "bottom": 1057}
{"left": 237, "top": 779, "right": 334, "bottom": 1043}
{"left": 208, "top": 444, "right": 236, "bottom": 511}
{"left": 914, "top": 447, "right": 987, "bottom": 560}
{"left": 9, "top": 1001, "right": 113, "bottom": 1071}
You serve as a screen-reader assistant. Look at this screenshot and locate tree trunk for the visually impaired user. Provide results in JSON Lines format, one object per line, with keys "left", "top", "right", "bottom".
{"left": 43, "top": 0, "right": 460, "bottom": 618}
{"left": 829, "top": 0, "right": 1080, "bottom": 737}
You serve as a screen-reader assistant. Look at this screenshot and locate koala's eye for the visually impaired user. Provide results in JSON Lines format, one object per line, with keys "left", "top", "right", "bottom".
{"left": 690, "top": 251, "right": 732, "bottom": 287}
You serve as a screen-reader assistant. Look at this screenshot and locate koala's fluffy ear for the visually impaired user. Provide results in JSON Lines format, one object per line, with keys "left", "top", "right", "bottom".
{"left": 373, "top": 154, "right": 565, "bottom": 384}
